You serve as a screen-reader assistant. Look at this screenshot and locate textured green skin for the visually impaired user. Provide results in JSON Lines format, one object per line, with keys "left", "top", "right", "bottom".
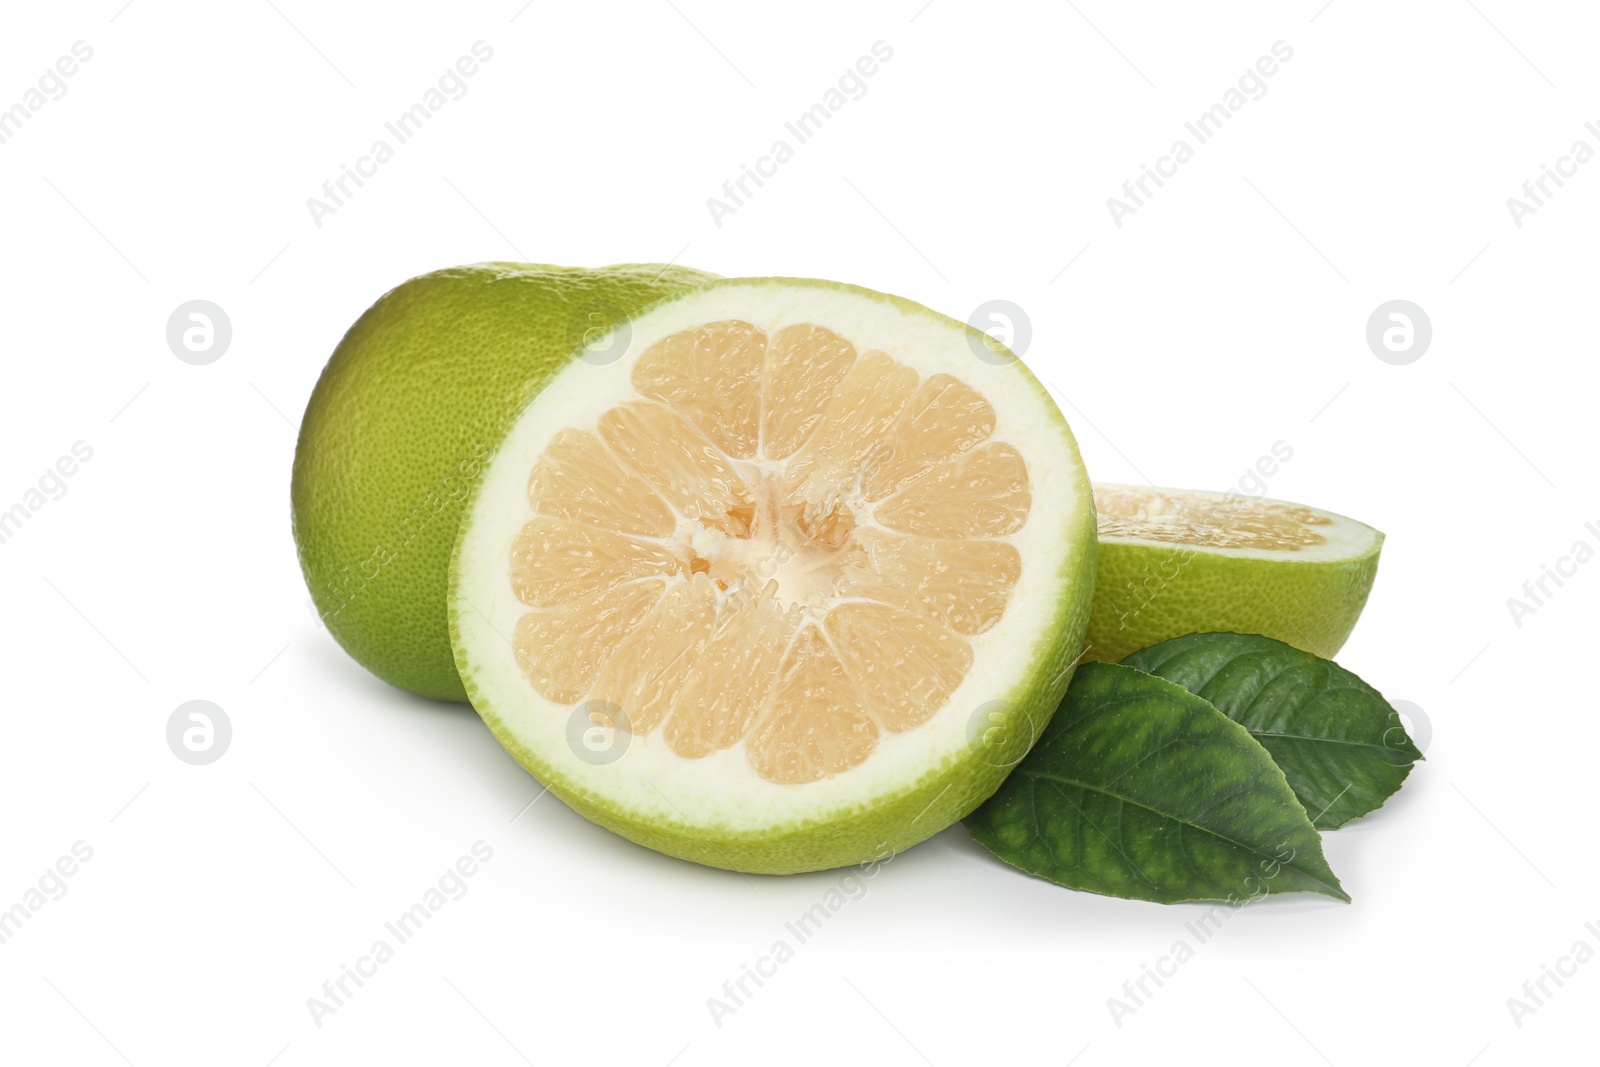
{"left": 966, "top": 662, "right": 1349, "bottom": 904}
{"left": 449, "top": 277, "right": 1098, "bottom": 874}
{"left": 292, "top": 263, "right": 718, "bottom": 702}
{"left": 1085, "top": 525, "right": 1382, "bottom": 665}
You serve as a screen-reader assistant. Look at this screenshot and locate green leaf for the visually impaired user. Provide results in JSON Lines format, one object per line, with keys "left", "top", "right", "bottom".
{"left": 1122, "top": 632, "right": 1422, "bottom": 829}
{"left": 965, "top": 662, "right": 1348, "bottom": 904}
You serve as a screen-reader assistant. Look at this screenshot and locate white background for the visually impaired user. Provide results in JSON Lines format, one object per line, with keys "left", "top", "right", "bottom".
{"left": 1, "top": 1, "right": 1595, "bottom": 1064}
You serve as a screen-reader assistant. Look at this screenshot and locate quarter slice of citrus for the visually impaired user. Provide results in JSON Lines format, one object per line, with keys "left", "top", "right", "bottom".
{"left": 1087, "top": 483, "right": 1383, "bottom": 664}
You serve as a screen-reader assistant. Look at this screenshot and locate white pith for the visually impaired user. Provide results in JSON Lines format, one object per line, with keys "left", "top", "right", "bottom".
{"left": 453, "top": 281, "right": 1090, "bottom": 833}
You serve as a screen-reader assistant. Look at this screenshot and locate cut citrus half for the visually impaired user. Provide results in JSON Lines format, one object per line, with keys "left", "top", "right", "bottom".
{"left": 1086, "top": 483, "right": 1383, "bottom": 664}
{"left": 451, "top": 278, "right": 1095, "bottom": 874}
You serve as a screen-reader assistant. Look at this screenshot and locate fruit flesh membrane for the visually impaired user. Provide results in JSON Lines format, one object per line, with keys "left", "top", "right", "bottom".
{"left": 1095, "top": 485, "right": 1332, "bottom": 551}
{"left": 510, "top": 321, "right": 1031, "bottom": 785}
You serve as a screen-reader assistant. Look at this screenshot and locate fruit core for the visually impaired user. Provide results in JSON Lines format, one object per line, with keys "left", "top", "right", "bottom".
{"left": 1095, "top": 486, "right": 1330, "bottom": 551}
{"left": 508, "top": 319, "right": 1031, "bottom": 784}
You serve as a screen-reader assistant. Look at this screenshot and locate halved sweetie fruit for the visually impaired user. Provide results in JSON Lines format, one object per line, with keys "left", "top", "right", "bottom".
{"left": 1086, "top": 483, "right": 1383, "bottom": 664}
{"left": 450, "top": 278, "right": 1096, "bottom": 873}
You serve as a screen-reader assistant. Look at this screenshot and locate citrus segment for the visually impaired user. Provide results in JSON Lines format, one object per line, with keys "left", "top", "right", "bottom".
{"left": 587, "top": 574, "right": 719, "bottom": 734}
{"left": 874, "top": 442, "right": 1031, "bottom": 538}
{"left": 509, "top": 518, "right": 679, "bottom": 607}
{"left": 597, "top": 401, "right": 754, "bottom": 534}
{"left": 632, "top": 320, "right": 766, "bottom": 458}
{"left": 781, "top": 350, "right": 920, "bottom": 508}
{"left": 746, "top": 627, "right": 880, "bottom": 784}
{"left": 840, "top": 529, "right": 1021, "bottom": 635}
{"left": 760, "top": 324, "right": 858, "bottom": 459}
{"left": 663, "top": 586, "right": 799, "bottom": 760}
{"left": 859, "top": 373, "right": 996, "bottom": 500}
{"left": 825, "top": 602, "right": 973, "bottom": 733}
{"left": 511, "top": 578, "right": 666, "bottom": 704}
{"left": 526, "top": 428, "right": 676, "bottom": 538}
